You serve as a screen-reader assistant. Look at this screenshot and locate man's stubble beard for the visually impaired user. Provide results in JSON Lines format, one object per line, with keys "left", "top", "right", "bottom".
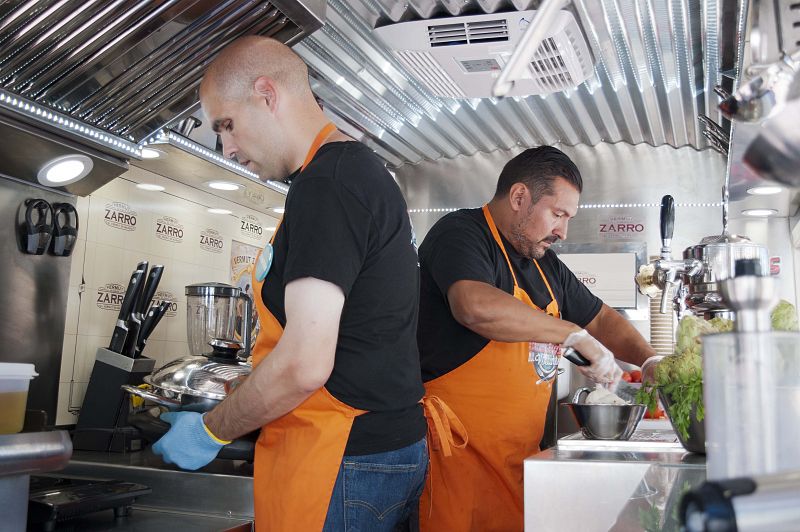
{"left": 510, "top": 208, "right": 544, "bottom": 261}
{"left": 509, "top": 206, "right": 559, "bottom": 261}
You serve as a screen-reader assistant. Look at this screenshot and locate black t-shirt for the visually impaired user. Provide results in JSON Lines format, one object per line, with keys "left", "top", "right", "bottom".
{"left": 261, "top": 141, "right": 426, "bottom": 455}
{"left": 418, "top": 208, "right": 603, "bottom": 381}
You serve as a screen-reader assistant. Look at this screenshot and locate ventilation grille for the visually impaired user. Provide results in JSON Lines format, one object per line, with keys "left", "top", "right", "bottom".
{"left": 428, "top": 19, "right": 508, "bottom": 47}
{"left": 528, "top": 36, "right": 589, "bottom": 93}
{"left": 394, "top": 50, "right": 466, "bottom": 98}
{"left": 428, "top": 23, "right": 468, "bottom": 47}
{"left": 466, "top": 20, "right": 509, "bottom": 44}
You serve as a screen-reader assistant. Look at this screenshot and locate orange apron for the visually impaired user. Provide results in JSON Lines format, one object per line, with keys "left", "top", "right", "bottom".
{"left": 249, "top": 123, "right": 465, "bottom": 531}
{"left": 250, "top": 122, "right": 367, "bottom": 532}
{"left": 420, "top": 205, "right": 562, "bottom": 532}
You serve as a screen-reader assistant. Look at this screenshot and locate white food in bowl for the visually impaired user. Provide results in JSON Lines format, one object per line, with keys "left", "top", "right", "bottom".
{"left": 585, "top": 387, "right": 628, "bottom": 405}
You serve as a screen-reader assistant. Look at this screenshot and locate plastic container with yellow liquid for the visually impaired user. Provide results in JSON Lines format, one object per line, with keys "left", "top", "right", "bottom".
{"left": 0, "top": 362, "right": 37, "bottom": 434}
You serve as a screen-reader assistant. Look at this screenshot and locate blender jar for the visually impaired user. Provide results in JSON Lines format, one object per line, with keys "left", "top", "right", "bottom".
{"left": 703, "top": 331, "right": 800, "bottom": 480}
{"left": 185, "top": 283, "right": 252, "bottom": 357}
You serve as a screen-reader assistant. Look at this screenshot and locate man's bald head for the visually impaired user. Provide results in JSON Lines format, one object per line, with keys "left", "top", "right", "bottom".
{"left": 200, "top": 36, "right": 312, "bottom": 102}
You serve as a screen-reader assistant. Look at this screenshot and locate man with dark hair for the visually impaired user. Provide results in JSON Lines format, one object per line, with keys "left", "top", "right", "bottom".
{"left": 416, "top": 146, "right": 657, "bottom": 531}
{"left": 151, "top": 36, "right": 430, "bottom": 531}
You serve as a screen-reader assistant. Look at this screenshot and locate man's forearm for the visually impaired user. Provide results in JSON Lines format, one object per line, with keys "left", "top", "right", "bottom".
{"left": 586, "top": 304, "right": 656, "bottom": 366}
{"left": 449, "top": 280, "right": 579, "bottom": 344}
{"left": 203, "top": 346, "right": 316, "bottom": 442}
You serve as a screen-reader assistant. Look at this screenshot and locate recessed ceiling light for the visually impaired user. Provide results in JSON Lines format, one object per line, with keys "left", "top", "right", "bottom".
{"left": 746, "top": 185, "right": 783, "bottom": 195}
{"left": 37, "top": 155, "right": 93, "bottom": 186}
{"left": 271, "top": 207, "right": 285, "bottom": 214}
{"left": 742, "top": 208, "right": 778, "bottom": 217}
{"left": 141, "top": 147, "right": 165, "bottom": 159}
{"left": 207, "top": 181, "right": 241, "bottom": 191}
{"left": 207, "top": 208, "right": 232, "bottom": 215}
{"left": 136, "top": 183, "right": 165, "bottom": 192}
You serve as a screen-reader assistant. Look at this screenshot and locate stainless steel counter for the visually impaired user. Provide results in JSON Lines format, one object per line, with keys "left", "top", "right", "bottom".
{"left": 524, "top": 430, "right": 706, "bottom": 532}
{"left": 40, "top": 450, "right": 255, "bottom": 531}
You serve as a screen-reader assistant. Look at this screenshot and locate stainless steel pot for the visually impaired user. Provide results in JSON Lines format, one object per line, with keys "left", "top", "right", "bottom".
{"left": 565, "top": 387, "right": 646, "bottom": 441}
{"left": 682, "top": 235, "right": 769, "bottom": 313}
{"left": 121, "top": 355, "right": 250, "bottom": 412}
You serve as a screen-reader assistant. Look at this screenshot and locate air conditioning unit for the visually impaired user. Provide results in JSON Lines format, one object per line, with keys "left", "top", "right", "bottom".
{"left": 374, "top": 11, "right": 593, "bottom": 99}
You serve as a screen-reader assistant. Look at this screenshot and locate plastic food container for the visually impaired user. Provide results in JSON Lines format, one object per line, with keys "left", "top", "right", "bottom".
{"left": 0, "top": 363, "right": 38, "bottom": 434}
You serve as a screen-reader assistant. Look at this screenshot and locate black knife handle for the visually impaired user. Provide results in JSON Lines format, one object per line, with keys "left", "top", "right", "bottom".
{"left": 108, "top": 324, "right": 129, "bottom": 353}
{"left": 139, "top": 265, "right": 164, "bottom": 316}
{"left": 122, "top": 317, "right": 141, "bottom": 358}
{"left": 117, "top": 269, "right": 145, "bottom": 322}
{"left": 660, "top": 195, "right": 675, "bottom": 243}
{"left": 135, "top": 301, "right": 170, "bottom": 356}
{"left": 132, "top": 261, "right": 149, "bottom": 315}
{"left": 563, "top": 347, "right": 590, "bottom": 367}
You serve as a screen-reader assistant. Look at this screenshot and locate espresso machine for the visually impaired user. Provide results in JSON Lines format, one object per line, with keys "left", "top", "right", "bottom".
{"left": 637, "top": 194, "right": 768, "bottom": 318}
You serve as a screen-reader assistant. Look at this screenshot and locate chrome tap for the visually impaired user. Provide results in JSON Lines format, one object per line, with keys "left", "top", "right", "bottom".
{"left": 653, "top": 195, "right": 703, "bottom": 314}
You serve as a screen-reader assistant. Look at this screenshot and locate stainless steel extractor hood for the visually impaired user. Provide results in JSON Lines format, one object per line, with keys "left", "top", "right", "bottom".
{"left": 133, "top": 128, "right": 290, "bottom": 212}
{"left": 0, "top": 0, "right": 325, "bottom": 195}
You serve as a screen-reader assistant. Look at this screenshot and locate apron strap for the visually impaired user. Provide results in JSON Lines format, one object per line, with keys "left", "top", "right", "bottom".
{"left": 422, "top": 395, "right": 468, "bottom": 457}
{"left": 482, "top": 204, "right": 561, "bottom": 317}
{"left": 482, "top": 205, "right": 520, "bottom": 288}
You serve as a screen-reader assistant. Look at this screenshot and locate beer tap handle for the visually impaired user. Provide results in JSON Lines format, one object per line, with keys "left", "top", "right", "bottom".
{"left": 660, "top": 195, "right": 674, "bottom": 258}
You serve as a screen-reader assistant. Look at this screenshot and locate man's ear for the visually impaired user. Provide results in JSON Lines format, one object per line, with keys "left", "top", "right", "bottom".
{"left": 254, "top": 76, "right": 278, "bottom": 112}
{"left": 508, "top": 183, "right": 529, "bottom": 213}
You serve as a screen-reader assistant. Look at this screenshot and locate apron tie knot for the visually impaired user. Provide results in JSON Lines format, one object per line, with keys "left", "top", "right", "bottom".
{"left": 422, "top": 395, "right": 468, "bottom": 457}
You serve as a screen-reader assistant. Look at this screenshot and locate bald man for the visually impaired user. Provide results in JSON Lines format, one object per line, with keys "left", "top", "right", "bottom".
{"left": 152, "top": 37, "right": 428, "bottom": 531}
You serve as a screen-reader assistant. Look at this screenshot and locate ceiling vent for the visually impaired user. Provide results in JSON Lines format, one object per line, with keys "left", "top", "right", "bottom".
{"left": 375, "top": 11, "right": 593, "bottom": 99}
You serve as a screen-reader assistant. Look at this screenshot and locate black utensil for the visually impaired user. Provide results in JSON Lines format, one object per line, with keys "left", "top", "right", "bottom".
{"left": 51, "top": 202, "right": 78, "bottom": 257}
{"left": 109, "top": 269, "right": 146, "bottom": 353}
{"left": 135, "top": 301, "right": 170, "bottom": 357}
{"left": 20, "top": 199, "right": 53, "bottom": 255}
{"left": 138, "top": 265, "right": 164, "bottom": 316}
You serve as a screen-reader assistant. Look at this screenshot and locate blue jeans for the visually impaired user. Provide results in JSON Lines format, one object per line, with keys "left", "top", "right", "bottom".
{"left": 322, "top": 437, "right": 428, "bottom": 532}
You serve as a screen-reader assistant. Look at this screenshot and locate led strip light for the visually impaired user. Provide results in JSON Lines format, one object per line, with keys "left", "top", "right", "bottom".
{"left": 142, "top": 130, "right": 290, "bottom": 196}
{"left": 408, "top": 202, "right": 724, "bottom": 214}
{"left": 0, "top": 89, "right": 141, "bottom": 157}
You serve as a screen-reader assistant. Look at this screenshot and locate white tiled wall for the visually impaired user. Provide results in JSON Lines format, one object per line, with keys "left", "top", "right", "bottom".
{"left": 56, "top": 168, "right": 280, "bottom": 425}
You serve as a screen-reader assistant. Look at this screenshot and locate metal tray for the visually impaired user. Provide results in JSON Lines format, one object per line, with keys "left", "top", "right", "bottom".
{"left": 557, "top": 427, "right": 685, "bottom": 452}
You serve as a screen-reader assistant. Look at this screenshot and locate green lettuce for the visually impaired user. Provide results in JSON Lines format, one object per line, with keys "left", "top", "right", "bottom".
{"left": 637, "top": 301, "right": 798, "bottom": 440}
{"left": 771, "top": 299, "right": 799, "bottom": 331}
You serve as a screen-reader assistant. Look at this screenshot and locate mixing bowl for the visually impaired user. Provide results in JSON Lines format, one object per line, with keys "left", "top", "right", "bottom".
{"left": 564, "top": 387, "right": 646, "bottom": 440}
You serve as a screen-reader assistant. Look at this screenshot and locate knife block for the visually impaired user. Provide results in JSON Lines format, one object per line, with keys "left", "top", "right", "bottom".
{"left": 73, "top": 348, "right": 155, "bottom": 452}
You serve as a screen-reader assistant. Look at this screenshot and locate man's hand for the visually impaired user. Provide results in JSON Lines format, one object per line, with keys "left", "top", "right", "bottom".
{"left": 152, "top": 411, "right": 226, "bottom": 470}
{"left": 640, "top": 355, "right": 663, "bottom": 384}
{"left": 563, "top": 329, "right": 623, "bottom": 384}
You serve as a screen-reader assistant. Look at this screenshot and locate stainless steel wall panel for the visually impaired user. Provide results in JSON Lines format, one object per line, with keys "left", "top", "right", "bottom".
{"left": 0, "top": 176, "right": 72, "bottom": 424}
{"left": 0, "top": 0, "right": 323, "bottom": 142}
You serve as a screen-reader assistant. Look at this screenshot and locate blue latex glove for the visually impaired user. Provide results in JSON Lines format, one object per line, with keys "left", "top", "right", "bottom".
{"left": 151, "top": 411, "right": 225, "bottom": 470}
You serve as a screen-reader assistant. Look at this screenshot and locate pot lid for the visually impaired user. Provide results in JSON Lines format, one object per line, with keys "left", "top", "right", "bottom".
{"left": 698, "top": 233, "right": 754, "bottom": 245}
{"left": 147, "top": 355, "right": 250, "bottom": 401}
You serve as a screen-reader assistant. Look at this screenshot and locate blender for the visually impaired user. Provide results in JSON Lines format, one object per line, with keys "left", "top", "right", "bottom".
{"left": 185, "top": 282, "right": 253, "bottom": 360}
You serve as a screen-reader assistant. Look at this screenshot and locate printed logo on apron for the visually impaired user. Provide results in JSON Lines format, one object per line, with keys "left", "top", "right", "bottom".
{"left": 528, "top": 342, "right": 560, "bottom": 382}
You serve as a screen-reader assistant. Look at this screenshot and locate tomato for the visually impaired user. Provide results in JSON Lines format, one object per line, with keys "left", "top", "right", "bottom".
{"left": 630, "top": 370, "right": 642, "bottom": 383}
{"left": 621, "top": 371, "right": 632, "bottom": 382}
